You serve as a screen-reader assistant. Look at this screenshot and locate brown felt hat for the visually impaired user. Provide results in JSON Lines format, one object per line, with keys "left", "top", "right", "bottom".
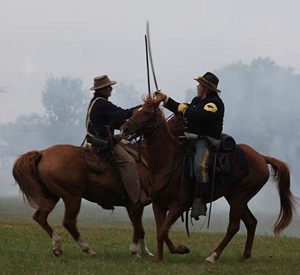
{"left": 90, "top": 75, "right": 117, "bottom": 90}
{"left": 194, "top": 72, "right": 221, "bottom": 93}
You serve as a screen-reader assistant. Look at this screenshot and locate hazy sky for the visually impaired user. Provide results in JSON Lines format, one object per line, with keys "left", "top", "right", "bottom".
{"left": 1, "top": 0, "right": 300, "bottom": 123}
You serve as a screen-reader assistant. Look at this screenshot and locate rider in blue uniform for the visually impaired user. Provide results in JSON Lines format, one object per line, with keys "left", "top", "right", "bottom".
{"left": 155, "top": 72, "right": 224, "bottom": 220}
{"left": 86, "top": 75, "right": 144, "bottom": 207}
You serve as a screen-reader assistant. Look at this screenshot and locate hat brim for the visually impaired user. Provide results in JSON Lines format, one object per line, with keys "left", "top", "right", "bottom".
{"left": 90, "top": 81, "right": 117, "bottom": 90}
{"left": 194, "top": 78, "right": 221, "bottom": 93}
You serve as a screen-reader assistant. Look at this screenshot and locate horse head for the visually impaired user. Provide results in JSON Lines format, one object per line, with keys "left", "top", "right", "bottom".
{"left": 120, "top": 96, "right": 165, "bottom": 140}
{"left": 167, "top": 114, "right": 186, "bottom": 138}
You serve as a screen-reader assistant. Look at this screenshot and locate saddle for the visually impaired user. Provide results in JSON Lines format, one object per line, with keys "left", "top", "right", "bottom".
{"left": 82, "top": 141, "right": 148, "bottom": 174}
{"left": 82, "top": 146, "right": 109, "bottom": 173}
{"left": 182, "top": 134, "right": 249, "bottom": 186}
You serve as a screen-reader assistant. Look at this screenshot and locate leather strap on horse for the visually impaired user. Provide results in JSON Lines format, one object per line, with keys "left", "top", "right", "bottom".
{"left": 207, "top": 143, "right": 221, "bottom": 229}
{"left": 179, "top": 154, "right": 191, "bottom": 237}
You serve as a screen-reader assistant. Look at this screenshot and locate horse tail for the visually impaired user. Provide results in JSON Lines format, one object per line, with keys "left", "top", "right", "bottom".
{"left": 265, "top": 156, "right": 296, "bottom": 236}
{"left": 12, "top": 150, "right": 44, "bottom": 209}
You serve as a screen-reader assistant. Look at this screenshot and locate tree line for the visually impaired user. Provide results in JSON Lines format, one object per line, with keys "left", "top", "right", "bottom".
{"left": 0, "top": 57, "right": 299, "bottom": 185}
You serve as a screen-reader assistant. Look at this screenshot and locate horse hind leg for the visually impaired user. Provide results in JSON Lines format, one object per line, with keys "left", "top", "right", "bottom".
{"left": 32, "top": 196, "right": 63, "bottom": 256}
{"left": 241, "top": 205, "right": 257, "bottom": 260}
{"left": 205, "top": 197, "right": 246, "bottom": 264}
{"left": 62, "top": 197, "right": 96, "bottom": 256}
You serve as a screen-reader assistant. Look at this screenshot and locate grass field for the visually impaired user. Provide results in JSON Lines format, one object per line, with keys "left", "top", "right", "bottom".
{"left": 0, "top": 197, "right": 300, "bottom": 274}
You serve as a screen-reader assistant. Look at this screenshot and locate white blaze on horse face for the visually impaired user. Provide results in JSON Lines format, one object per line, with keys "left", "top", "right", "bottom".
{"left": 138, "top": 107, "right": 143, "bottom": 112}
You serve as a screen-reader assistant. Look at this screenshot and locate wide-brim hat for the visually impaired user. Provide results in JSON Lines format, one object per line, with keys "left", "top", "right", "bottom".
{"left": 90, "top": 75, "right": 117, "bottom": 90}
{"left": 194, "top": 72, "right": 221, "bottom": 93}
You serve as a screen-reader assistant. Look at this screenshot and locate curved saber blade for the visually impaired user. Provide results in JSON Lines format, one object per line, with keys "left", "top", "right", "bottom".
{"left": 146, "top": 21, "right": 159, "bottom": 91}
{"left": 145, "top": 35, "right": 151, "bottom": 97}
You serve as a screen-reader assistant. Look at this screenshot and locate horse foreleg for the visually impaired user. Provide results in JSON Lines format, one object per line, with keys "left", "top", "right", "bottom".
{"left": 163, "top": 205, "right": 190, "bottom": 255}
{"left": 152, "top": 201, "right": 167, "bottom": 262}
{"left": 152, "top": 202, "right": 189, "bottom": 262}
{"left": 127, "top": 205, "right": 153, "bottom": 258}
{"left": 241, "top": 206, "right": 257, "bottom": 259}
{"left": 32, "top": 198, "right": 63, "bottom": 256}
{"left": 62, "top": 197, "right": 96, "bottom": 256}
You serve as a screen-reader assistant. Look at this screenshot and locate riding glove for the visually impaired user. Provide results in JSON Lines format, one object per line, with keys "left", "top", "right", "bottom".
{"left": 154, "top": 90, "right": 167, "bottom": 102}
{"left": 178, "top": 103, "right": 188, "bottom": 113}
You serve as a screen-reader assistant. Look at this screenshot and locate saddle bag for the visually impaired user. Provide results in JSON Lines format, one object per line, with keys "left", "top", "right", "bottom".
{"left": 215, "top": 152, "right": 231, "bottom": 176}
{"left": 220, "top": 133, "right": 236, "bottom": 152}
{"left": 206, "top": 134, "right": 236, "bottom": 177}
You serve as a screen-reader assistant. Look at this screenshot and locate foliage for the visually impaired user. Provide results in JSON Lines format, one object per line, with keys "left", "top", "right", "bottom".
{"left": 41, "top": 75, "right": 89, "bottom": 145}
{"left": 42, "top": 75, "right": 88, "bottom": 129}
{"left": 1, "top": 58, "right": 300, "bottom": 182}
{"left": 214, "top": 57, "right": 300, "bottom": 153}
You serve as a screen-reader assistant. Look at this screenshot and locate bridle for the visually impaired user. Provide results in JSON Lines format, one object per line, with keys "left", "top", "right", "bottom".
{"left": 124, "top": 108, "right": 182, "bottom": 180}
{"left": 125, "top": 108, "right": 164, "bottom": 142}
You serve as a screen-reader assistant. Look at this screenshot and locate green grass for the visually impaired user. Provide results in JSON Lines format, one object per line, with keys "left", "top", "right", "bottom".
{"left": 1, "top": 224, "right": 300, "bottom": 275}
{"left": 0, "top": 198, "right": 300, "bottom": 274}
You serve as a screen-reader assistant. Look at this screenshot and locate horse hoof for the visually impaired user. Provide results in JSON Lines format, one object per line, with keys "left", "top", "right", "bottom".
{"left": 130, "top": 252, "right": 141, "bottom": 258}
{"left": 142, "top": 251, "right": 154, "bottom": 257}
{"left": 87, "top": 250, "right": 97, "bottom": 257}
{"left": 205, "top": 252, "right": 218, "bottom": 264}
{"left": 151, "top": 256, "right": 163, "bottom": 263}
{"left": 178, "top": 244, "right": 190, "bottom": 254}
{"left": 53, "top": 249, "right": 63, "bottom": 257}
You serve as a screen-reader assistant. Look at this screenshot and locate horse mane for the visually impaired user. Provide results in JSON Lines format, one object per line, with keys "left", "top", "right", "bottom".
{"left": 142, "top": 94, "right": 157, "bottom": 104}
{"left": 141, "top": 95, "right": 180, "bottom": 144}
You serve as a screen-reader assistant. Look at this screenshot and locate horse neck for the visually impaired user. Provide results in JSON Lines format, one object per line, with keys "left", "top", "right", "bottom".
{"left": 146, "top": 120, "right": 179, "bottom": 173}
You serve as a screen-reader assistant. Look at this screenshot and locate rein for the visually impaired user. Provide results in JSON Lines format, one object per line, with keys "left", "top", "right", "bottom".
{"left": 128, "top": 111, "right": 184, "bottom": 195}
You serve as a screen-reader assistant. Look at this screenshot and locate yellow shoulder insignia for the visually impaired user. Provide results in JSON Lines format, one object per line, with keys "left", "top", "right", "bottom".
{"left": 204, "top": 103, "right": 218, "bottom": 113}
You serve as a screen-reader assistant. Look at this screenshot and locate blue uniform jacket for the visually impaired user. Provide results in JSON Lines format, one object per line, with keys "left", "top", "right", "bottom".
{"left": 164, "top": 92, "right": 224, "bottom": 139}
{"left": 86, "top": 93, "right": 139, "bottom": 141}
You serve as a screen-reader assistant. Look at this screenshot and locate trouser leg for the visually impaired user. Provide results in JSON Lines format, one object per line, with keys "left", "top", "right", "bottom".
{"left": 191, "top": 139, "right": 210, "bottom": 220}
{"left": 112, "top": 144, "right": 141, "bottom": 205}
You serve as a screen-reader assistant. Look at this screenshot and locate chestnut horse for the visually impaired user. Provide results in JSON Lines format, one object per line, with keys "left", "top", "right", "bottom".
{"left": 12, "top": 144, "right": 153, "bottom": 257}
{"left": 120, "top": 97, "right": 296, "bottom": 263}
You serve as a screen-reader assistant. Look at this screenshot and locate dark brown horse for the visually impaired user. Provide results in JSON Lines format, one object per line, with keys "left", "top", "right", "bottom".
{"left": 120, "top": 96, "right": 296, "bottom": 263}
{"left": 12, "top": 144, "right": 153, "bottom": 257}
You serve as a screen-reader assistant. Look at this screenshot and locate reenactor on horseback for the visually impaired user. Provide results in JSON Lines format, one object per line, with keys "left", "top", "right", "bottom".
{"left": 155, "top": 72, "right": 225, "bottom": 220}
{"left": 85, "top": 75, "right": 145, "bottom": 208}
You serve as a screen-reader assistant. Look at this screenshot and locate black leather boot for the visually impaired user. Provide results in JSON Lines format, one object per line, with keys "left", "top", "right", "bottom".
{"left": 190, "top": 182, "right": 207, "bottom": 220}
